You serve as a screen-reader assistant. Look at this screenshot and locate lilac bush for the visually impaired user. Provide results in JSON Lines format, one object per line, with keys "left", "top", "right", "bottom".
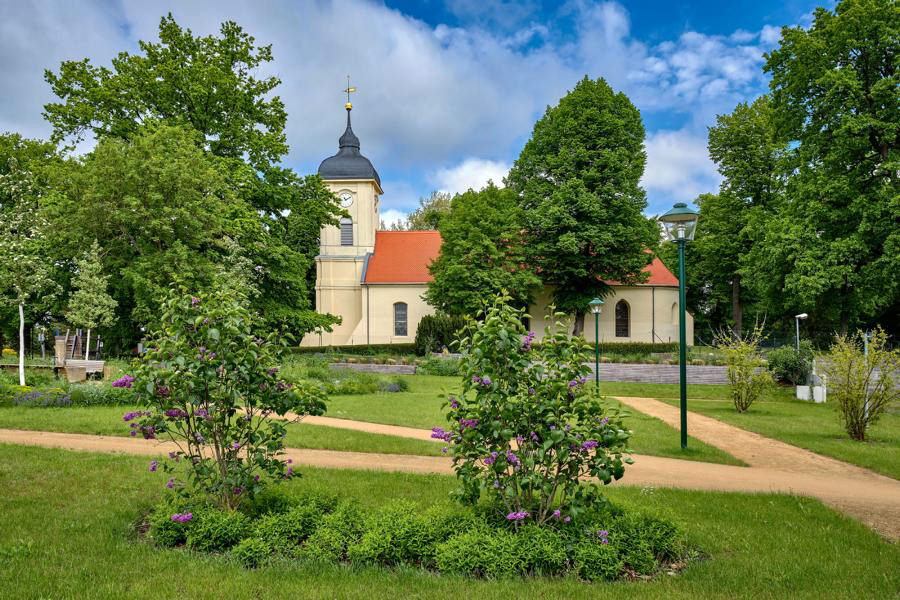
{"left": 440, "top": 293, "right": 632, "bottom": 526}
{"left": 129, "top": 287, "right": 326, "bottom": 509}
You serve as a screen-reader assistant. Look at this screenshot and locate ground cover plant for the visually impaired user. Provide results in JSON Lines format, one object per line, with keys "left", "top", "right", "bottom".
{"left": 656, "top": 396, "right": 900, "bottom": 479}
{"left": 2, "top": 445, "right": 898, "bottom": 599}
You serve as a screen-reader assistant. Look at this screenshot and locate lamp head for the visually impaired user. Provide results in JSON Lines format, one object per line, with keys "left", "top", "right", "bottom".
{"left": 658, "top": 202, "right": 700, "bottom": 242}
{"left": 796, "top": 313, "right": 808, "bottom": 319}
{"left": 589, "top": 297, "right": 604, "bottom": 315}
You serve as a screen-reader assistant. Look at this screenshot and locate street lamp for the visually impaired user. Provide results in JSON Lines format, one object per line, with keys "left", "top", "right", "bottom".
{"left": 658, "top": 202, "right": 700, "bottom": 450}
{"left": 794, "top": 313, "right": 808, "bottom": 352}
{"left": 589, "top": 298, "right": 604, "bottom": 391}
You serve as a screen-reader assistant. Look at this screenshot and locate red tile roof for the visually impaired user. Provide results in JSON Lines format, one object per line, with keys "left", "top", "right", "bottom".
{"left": 364, "top": 231, "right": 443, "bottom": 283}
{"left": 362, "top": 230, "right": 679, "bottom": 286}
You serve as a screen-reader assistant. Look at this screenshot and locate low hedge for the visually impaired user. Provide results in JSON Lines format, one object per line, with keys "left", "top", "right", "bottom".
{"left": 144, "top": 490, "right": 690, "bottom": 582}
{"left": 293, "top": 343, "right": 417, "bottom": 356}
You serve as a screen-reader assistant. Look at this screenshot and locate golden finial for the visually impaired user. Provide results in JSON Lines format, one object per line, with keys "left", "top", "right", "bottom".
{"left": 344, "top": 75, "right": 356, "bottom": 111}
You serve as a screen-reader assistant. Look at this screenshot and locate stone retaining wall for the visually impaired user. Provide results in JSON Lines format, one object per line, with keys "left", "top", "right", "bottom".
{"left": 329, "top": 363, "right": 417, "bottom": 375}
{"left": 587, "top": 363, "right": 729, "bottom": 384}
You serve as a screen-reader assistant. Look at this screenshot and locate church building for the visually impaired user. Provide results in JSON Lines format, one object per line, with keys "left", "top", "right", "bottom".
{"left": 302, "top": 103, "right": 693, "bottom": 347}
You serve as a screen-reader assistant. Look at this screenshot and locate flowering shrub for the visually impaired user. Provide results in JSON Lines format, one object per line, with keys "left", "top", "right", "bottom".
{"left": 437, "top": 294, "right": 632, "bottom": 525}
{"left": 11, "top": 387, "right": 71, "bottom": 407}
{"left": 716, "top": 326, "right": 773, "bottom": 412}
{"left": 129, "top": 287, "right": 327, "bottom": 509}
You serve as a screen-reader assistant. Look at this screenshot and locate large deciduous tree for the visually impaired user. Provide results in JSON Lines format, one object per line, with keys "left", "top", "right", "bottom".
{"left": 42, "top": 15, "right": 342, "bottom": 342}
{"left": 757, "top": 0, "right": 899, "bottom": 334}
{"left": 426, "top": 184, "right": 540, "bottom": 316}
{"left": 507, "top": 77, "right": 657, "bottom": 335}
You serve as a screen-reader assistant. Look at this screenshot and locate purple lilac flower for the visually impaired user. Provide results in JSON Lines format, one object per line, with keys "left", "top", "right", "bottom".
{"left": 233, "top": 487, "right": 243, "bottom": 495}
{"left": 459, "top": 418, "right": 479, "bottom": 430}
{"left": 164, "top": 409, "right": 187, "bottom": 419}
{"left": 166, "top": 478, "right": 175, "bottom": 489}
{"left": 111, "top": 375, "right": 134, "bottom": 388}
{"left": 471, "top": 375, "right": 482, "bottom": 385}
{"left": 596, "top": 530, "right": 609, "bottom": 544}
{"left": 506, "top": 511, "right": 529, "bottom": 521}
{"left": 123, "top": 411, "right": 139, "bottom": 422}
{"left": 196, "top": 409, "right": 210, "bottom": 420}
{"left": 553, "top": 509, "right": 561, "bottom": 519}
{"left": 232, "top": 442, "right": 241, "bottom": 450}
{"left": 506, "top": 450, "right": 520, "bottom": 467}
{"left": 484, "top": 451, "right": 498, "bottom": 466}
{"left": 156, "top": 386, "right": 170, "bottom": 398}
{"left": 431, "top": 427, "right": 453, "bottom": 443}
{"left": 194, "top": 433, "right": 204, "bottom": 444}
{"left": 449, "top": 396, "right": 459, "bottom": 409}
{"left": 287, "top": 458, "right": 293, "bottom": 464}
{"left": 581, "top": 440, "right": 599, "bottom": 451}
{"left": 191, "top": 297, "right": 200, "bottom": 306}
{"left": 600, "top": 417, "right": 609, "bottom": 425}
{"left": 549, "top": 425, "right": 556, "bottom": 431}
{"left": 168, "top": 451, "right": 177, "bottom": 459}
{"left": 493, "top": 480, "right": 501, "bottom": 489}
{"left": 441, "top": 447, "right": 448, "bottom": 454}
{"left": 268, "top": 367, "right": 279, "bottom": 376}
{"left": 521, "top": 331, "right": 536, "bottom": 351}
{"left": 516, "top": 435, "right": 524, "bottom": 444}
{"left": 481, "top": 376, "right": 492, "bottom": 386}
{"left": 149, "top": 460, "right": 158, "bottom": 472}
{"left": 564, "top": 516, "right": 571, "bottom": 523}
{"left": 285, "top": 466, "right": 294, "bottom": 478}
{"left": 171, "top": 512, "right": 193, "bottom": 523}
{"left": 528, "top": 387, "right": 535, "bottom": 396}
{"left": 141, "top": 426, "right": 156, "bottom": 440}
{"left": 254, "top": 475, "right": 261, "bottom": 482}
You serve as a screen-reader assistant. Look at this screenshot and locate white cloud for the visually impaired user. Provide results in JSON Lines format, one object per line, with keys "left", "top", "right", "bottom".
{"left": 429, "top": 158, "right": 510, "bottom": 195}
{"left": 641, "top": 129, "right": 722, "bottom": 208}
{"left": 0, "top": 0, "right": 789, "bottom": 212}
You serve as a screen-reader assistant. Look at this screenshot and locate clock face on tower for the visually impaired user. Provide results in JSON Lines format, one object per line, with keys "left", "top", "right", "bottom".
{"left": 339, "top": 192, "right": 353, "bottom": 208}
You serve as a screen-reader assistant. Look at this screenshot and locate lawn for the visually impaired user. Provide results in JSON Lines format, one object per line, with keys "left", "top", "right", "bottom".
{"left": 657, "top": 396, "right": 900, "bottom": 479}
{"left": 0, "top": 405, "right": 444, "bottom": 457}
{"left": 0, "top": 444, "right": 896, "bottom": 599}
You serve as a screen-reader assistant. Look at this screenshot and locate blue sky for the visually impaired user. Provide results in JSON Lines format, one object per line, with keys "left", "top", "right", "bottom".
{"left": 0, "top": 0, "right": 828, "bottom": 224}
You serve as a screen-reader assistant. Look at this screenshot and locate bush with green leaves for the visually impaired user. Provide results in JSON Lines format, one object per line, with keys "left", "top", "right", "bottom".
{"left": 766, "top": 342, "right": 813, "bottom": 384}
{"left": 143, "top": 491, "right": 688, "bottom": 581}
{"left": 716, "top": 326, "right": 773, "bottom": 412}
{"left": 822, "top": 328, "right": 898, "bottom": 441}
{"left": 129, "top": 286, "right": 327, "bottom": 510}
{"left": 438, "top": 293, "right": 632, "bottom": 525}
{"left": 418, "top": 357, "right": 463, "bottom": 376}
{"left": 414, "top": 313, "right": 466, "bottom": 355}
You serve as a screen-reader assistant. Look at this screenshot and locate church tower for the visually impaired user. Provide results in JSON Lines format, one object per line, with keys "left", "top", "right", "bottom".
{"left": 311, "top": 91, "right": 382, "bottom": 345}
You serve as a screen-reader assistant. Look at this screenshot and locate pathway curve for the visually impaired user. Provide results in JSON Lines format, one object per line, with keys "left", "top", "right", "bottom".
{"left": 1, "top": 427, "right": 898, "bottom": 540}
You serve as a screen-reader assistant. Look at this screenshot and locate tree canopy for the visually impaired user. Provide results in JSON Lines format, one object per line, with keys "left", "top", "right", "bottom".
{"left": 507, "top": 76, "right": 657, "bottom": 333}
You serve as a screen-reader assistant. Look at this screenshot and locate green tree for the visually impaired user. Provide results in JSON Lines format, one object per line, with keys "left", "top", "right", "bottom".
{"left": 67, "top": 240, "right": 117, "bottom": 359}
{"left": 757, "top": 0, "right": 899, "bottom": 334}
{"left": 44, "top": 125, "right": 242, "bottom": 349}
{"left": 426, "top": 184, "right": 540, "bottom": 316}
{"left": 507, "top": 77, "right": 657, "bottom": 335}
{"left": 406, "top": 191, "right": 452, "bottom": 231}
{"left": 42, "top": 15, "right": 343, "bottom": 340}
{"left": 0, "top": 158, "right": 57, "bottom": 385}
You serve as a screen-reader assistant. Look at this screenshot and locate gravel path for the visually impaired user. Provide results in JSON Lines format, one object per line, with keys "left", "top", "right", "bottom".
{"left": 2, "top": 422, "right": 898, "bottom": 540}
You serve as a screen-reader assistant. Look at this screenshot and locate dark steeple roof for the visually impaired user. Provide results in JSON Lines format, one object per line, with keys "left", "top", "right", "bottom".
{"left": 318, "top": 109, "right": 380, "bottom": 185}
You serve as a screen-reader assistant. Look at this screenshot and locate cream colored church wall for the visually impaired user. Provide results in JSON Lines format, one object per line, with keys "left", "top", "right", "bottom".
{"left": 359, "top": 284, "right": 434, "bottom": 345}
{"left": 302, "top": 256, "right": 366, "bottom": 347}
{"left": 319, "top": 180, "right": 380, "bottom": 256}
{"left": 528, "top": 286, "right": 693, "bottom": 345}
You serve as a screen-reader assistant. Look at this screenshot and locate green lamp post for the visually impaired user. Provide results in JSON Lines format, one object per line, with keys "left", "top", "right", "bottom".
{"left": 658, "top": 202, "right": 700, "bottom": 449}
{"left": 589, "top": 298, "right": 604, "bottom": 390}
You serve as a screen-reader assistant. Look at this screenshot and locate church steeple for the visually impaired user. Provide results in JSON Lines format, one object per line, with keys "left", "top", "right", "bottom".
{"left": 318, "top": 79, "right": 381, "bottom": 186}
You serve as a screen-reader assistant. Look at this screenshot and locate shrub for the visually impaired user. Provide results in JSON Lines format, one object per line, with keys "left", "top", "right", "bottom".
{"left": 186, "top": 509, "right": 249, "bottom": 552}
{"left": 440, "top": 293, "right": 632, "bottom": 524}
{"left": 766, "top": 342, "right": 813, "bottom": 384}
{"left": 573, "top": 541, "right": 623, "bottom": 582}
{"left": 299, "top": 500, "right": 364, "bottom": 562}
{"left": 414, "top": 313, "right": 466, "bottom": 355}
{"left": 231, "top": 537, "right": 270, "bottom": 568}
{"left": 434, "top": 529, "right": 522, "bottom": 578}
{"left": 716, "top": 326, "right": 773, "bottom": 413}
{"left": 377, "top": 376, "right": 409, "bottom": 393}
{"left": 1, "top": 348, "right": 16, "bottom": 358}
{"left": 68, "top": 383, "right": 134, "bottom": 406}
{"left": 130, "top": 286, "right": 327, "bottom": 509}
{"left": 418, "top": 357, "right": 463, "bottom": 376}
{"left": 147, "top": 497, "right": 200, "bottom": 547}
{"left": 822, "top": 328, "right": 899, "bottom": 441}
{"left": 514, "top": 525, "right": 568, "bottom": 576}
{"left": 293, "top": 343, "right": 417, "bottom": 356}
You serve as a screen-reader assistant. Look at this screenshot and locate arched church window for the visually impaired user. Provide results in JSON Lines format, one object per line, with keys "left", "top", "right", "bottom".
{"left": 394, "top": 302, "right": 408, "bottom": 337}
{"left": 615, "top": 300, "right": 630, "bottom": 338}
{"left": 340, "top": 218, "right": 353, "bottom": 246}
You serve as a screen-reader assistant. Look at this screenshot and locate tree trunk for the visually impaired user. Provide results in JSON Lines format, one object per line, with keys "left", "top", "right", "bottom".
{"left": 85, "top": 329, "right": 91, "bottom": 361}
{"left": 731, "top": 275, "right": 743, "bottom": 336}
{"left": 18, "top": 303, "right": 25, "bottom": 387}
{"left": 572, "top": 311, "right": 585, "bottom": 336}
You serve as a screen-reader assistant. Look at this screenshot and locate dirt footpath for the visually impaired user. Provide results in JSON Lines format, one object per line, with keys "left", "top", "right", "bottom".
{"left": 2, "top": 426, "right": 898, "bottom": 540}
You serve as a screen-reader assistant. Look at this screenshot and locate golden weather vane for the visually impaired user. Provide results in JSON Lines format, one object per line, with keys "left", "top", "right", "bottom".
{"left": 344, "top": 75, "right": 356, "bottom": 110}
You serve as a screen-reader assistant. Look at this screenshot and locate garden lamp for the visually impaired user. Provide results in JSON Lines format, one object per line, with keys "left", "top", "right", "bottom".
{"left": 795, "top": 313, "right": 807, "bottom": 352}
{"left": 589, "top": 298, "right": 604, "bottom": 391}
{"left": 658, "top": 202, "right": 700, "bottom": 449}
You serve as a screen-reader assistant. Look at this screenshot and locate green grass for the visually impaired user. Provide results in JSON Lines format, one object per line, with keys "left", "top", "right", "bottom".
{"left": 0, "top": 405, "right": 444, "bottom": 457}
{"left": 327, "top": 376, "right": 742, "bottom": 465}
{"left": 657, "top": 396, "right": 900, "bottom": 479}
{"left": 0, "top": 444, "right": 896, "bottom": 599}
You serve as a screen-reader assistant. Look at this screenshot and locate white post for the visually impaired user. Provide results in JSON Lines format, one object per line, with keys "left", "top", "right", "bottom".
{"left": 85, "top": 329, "right": 91, "bottom": 361}
{"left": 18, "top": 303, "right": 25, "bottom": 386}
